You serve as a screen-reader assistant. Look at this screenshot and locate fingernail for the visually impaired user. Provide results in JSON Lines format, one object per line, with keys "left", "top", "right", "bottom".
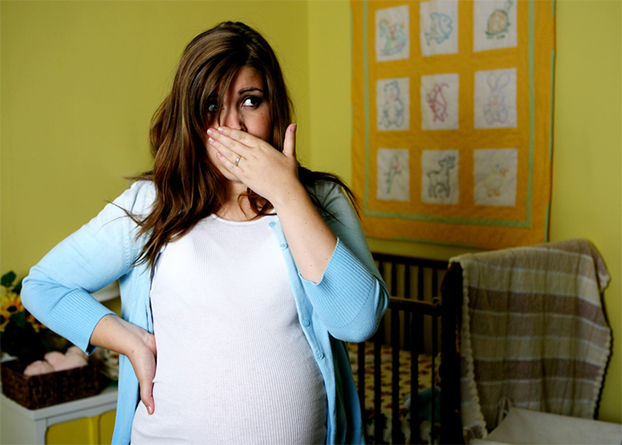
{"left": 217, "top": 127, "right": 225, "bottom": 133}
{"left": 290, "top": 124, "right": 297, "bottom": 132}
{"left": 148, "top": 405, "right": 153, "bottom": 415}
{"left": 207, "top": 128, "right": 214, "bottom": 136}
{"left": 208, "top": 137, "right": 216, "bottom": 145}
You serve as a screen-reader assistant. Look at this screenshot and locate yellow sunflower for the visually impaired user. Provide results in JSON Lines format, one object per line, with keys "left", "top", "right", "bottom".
{"left": 0, "top": 289, "right": 24, "bottom": 332}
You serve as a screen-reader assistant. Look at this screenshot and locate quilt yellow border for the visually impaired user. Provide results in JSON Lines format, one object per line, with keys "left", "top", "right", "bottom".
{"left": 351, "top": 0, "right": 555, "bottom": 249}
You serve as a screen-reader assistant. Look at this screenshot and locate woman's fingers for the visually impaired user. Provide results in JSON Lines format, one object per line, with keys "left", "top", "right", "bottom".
{"left": 207, "top": 127, "right": 252, "bottom": 160}
{"left": 137, "top": 349, "right": 156, "bottom": 414}
{"left": 215, "top": 151, "right": 239, "bottom": 170}
{"left": 140, "top": 377, "right": 155, "bottom": 415}
{"left": 207, "top": 125, "right": 300, "bottom": 201}
{"left": 283, "top": 123, "right": 297, "bottom": 158}
{"left": 207, "top": 124, "right": 297, "bottom": 161}
{"left": 130, "top": 331, "right": 158, "bottom": 415}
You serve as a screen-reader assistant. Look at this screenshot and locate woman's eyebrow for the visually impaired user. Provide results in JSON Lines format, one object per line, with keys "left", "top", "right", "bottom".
{"left": 238, "top": 87, "right": 264, "bottom": 95}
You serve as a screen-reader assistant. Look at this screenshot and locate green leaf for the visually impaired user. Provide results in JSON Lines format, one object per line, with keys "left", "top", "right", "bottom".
{"left": 13, "top": 279, "right": 23, "bottom": 294}
{"left": 1, "top": 271, "right": 16, "bottom": 288}
{"left": 10, "top": 311, "right": 27, "bottom": 328}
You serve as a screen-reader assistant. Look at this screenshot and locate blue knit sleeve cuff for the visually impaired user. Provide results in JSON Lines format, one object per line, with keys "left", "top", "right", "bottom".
{"left": 299, "top": 240, "right": 385, "bottom": 341}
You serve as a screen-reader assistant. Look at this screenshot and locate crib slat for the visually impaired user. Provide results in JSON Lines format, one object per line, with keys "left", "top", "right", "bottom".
{"left": 374, "top": 336, "right": 382, "bottom": 443}
{"left": 411, "top": 306, "right": 421, "bottom": 444}
{"left": 431, "top": 305, "right": 439, "bottom": 442}
{"left": 416, "top": 266, "right": 425, "bottom": 355}
{"left": 417, "top": 265, "right": 424, "bottom": 300}
{"left": 391, "top": 308, "right": 404, "bottom": 444}
{"left": 358, "top": 342, "right": 367, "bottom": 429}
{"left": 391, "top": 262, "right": 398, "bottom": 297}
{"left": 404, "top": 265, "right": 412, "bottom": 352}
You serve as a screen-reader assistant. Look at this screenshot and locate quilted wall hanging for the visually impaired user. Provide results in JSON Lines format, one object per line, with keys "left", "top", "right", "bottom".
{"left": 351, "top": 0, "right": 555, "bottom": 249}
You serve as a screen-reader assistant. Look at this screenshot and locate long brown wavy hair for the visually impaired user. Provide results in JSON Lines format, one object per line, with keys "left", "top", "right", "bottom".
{"left": 131, "top": 22, "right": 357, "bottom": 268}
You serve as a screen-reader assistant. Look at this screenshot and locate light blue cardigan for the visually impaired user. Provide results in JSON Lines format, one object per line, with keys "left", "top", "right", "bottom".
{"left": 22, "top": 180, "right": 389, "bottom": 444}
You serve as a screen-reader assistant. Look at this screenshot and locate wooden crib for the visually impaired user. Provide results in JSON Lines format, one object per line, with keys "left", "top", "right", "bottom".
{"left": 348, "top": 253, "right": 464, "bottom": 444}
{"left": 353, "top": 243, "right": 612, "bottom": 444}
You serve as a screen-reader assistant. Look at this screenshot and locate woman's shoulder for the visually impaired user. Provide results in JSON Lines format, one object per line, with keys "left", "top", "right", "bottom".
{"left": 111, "top": 180, "right": 157, "bottom": 216}
{"left": 305, "top": 178, "right": 342, "bottom": 200}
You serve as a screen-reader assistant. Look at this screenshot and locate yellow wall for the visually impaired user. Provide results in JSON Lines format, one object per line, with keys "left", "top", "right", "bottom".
{"left": 2, "top": 0, "right": 620, "bottom": 428}
{"left": 307, "top": 0, "right": 621, "bottom": 424}
{"left": 1, "top": 0, "right": 310, "bottom": 273}
{"left": 550, "top": 0, "right": 621, "bottom": 423}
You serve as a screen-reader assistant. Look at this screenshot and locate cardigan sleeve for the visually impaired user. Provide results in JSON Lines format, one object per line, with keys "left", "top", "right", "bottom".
{"left": 21, "top": 181, "right": 153, "bottom": 353}
{"left": 299, "top": 182, "right": 389, "bottom": 342}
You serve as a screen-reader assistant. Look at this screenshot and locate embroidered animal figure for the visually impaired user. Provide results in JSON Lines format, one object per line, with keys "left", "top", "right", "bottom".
{"left": 484, "top": 155, "right": 508, "bottom": 197}
{"left": 378, "top": 18, "right": 408, "bottom": 56}
{"left": 385, "top": 153, "right": 402, "bottom": 194}
{"left": 426, "top": 82, "right": 449, "bottom": 123}
{"left": 484, "top": 72, "right": 510, "bottom": 125}
{"left": 380, "top": 80, "right": 405, "bottom": 129}
{"left": 486, "top": 0, "right": 514, "bottom": 39}
{"left": 425, "top": 12, "right": 454, "bottom": 45}
{"left": 427, "top": 155, "right": 455, "bottom": 199}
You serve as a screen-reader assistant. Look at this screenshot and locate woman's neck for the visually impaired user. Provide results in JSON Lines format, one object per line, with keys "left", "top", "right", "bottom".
{"left": 216, "top": 186, "right": 270, "bottom": 221}
{"left": 216, "top": 201, "right": 255, "bottom": 221}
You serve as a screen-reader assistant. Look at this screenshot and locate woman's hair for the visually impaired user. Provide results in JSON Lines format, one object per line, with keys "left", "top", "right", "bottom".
{"left": 131, "top": 21, "right": 357, "bottom": 267}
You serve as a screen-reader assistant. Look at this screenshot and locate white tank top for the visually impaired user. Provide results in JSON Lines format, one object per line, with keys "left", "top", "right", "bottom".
{"left": 131, "top": 214, "right": 326, "bottom": 444}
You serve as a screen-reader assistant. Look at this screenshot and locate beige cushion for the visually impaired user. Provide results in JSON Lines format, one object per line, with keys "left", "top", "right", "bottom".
{"left": 470, "top": 407, "right": 621, "bottom": 445}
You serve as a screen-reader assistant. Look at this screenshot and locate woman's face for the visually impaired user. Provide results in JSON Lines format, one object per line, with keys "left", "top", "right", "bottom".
{"left": 206, "top": 66, "right": 273, "bottom": 182}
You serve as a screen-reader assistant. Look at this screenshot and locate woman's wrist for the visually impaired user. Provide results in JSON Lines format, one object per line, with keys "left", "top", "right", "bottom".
{"left": 268, "top": 179, "right": 309, "bottom": 212}
{"left": 90, "top": 314, "right": 149, "bottom": 358}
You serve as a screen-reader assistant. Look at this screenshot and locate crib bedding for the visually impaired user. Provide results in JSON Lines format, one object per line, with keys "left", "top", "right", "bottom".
{"left": 347, "top": 341, "right": 440, "bottom": 443}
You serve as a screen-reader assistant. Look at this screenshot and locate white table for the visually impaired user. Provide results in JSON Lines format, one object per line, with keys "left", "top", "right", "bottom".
{"left": 1, "top": 384, "right": 117, "bottom": 444}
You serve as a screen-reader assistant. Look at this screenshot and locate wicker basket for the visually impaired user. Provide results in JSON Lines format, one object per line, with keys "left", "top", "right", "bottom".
{"left": 1, "top": 357, "right": 104, "bottom": 409}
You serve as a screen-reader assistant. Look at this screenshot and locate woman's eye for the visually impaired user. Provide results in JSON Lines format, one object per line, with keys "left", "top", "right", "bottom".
{"left": 207, "top": 101, "right": 218, "bottom": 113}
{"left": 242, "top": 96, "right": 262, "bottom": 108}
